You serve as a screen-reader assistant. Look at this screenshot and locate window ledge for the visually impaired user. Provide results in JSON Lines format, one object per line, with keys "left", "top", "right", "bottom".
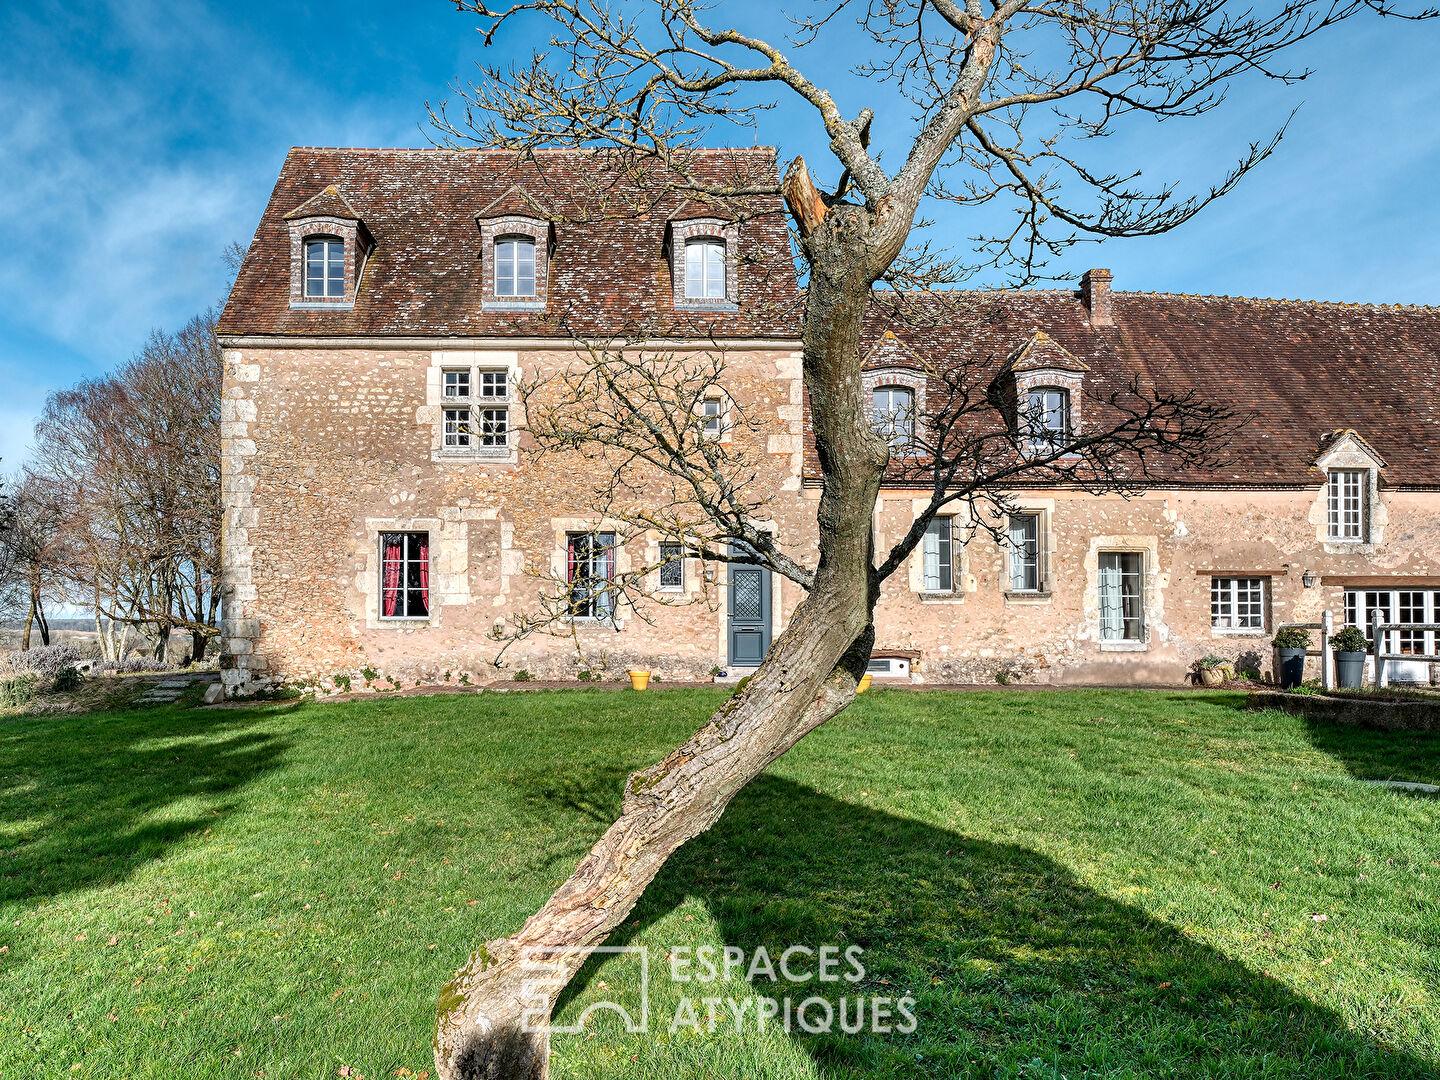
{"left": 482, "top": 300, "right": 547, "bottom": 312}
{"left": 1005, "top": 590, "right": 1052, "bottom": 603}
{"left": 290, "top": 301, "right": 355, "bottom": 311}
{"left": 378, "top": 616, "right": 434, "bottom": 626}
{"left": 675, "top": 300, "right": 739, "bottom": 312}
{"left": 1099, "top": 640, "right": 1148, "bottom": 652}
{"left": 1212, "top": 628, "right": 1266, "bottom": 637}
{"left": 918, "top": 591, "right": 963, "bottom": 604}
{"left": 436, "top": 447, "right": 513, "bottom": 459}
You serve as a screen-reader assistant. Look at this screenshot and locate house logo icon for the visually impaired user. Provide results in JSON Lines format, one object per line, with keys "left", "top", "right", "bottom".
{"left": 519, "top": 945, "right": 650, "bottom": 1035}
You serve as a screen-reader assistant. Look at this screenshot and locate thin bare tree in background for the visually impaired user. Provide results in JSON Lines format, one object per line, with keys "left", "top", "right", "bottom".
{"left": 424, "top": 1, "right": 1434, "bottom": 1074}
{"left": 0, "top": 473, "right": 69, "bottom": 649}
{"left": 31, "top": 310, "right": 224, "bottom": 662}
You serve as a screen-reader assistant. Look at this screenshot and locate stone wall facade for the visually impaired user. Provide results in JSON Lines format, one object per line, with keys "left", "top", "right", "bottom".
{"left": 221, "top": 340, "right": 1440, "bottom": 693}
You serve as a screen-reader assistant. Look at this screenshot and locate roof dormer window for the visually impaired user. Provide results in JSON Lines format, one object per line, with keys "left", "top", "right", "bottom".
{"left": 1024, "top": 387, "right": 1071, "bottom": 453}
{"left": 667, "top": 213, "right": 738, "bottom": 311}
{"left": 304, "top": 237, "right": 345, "bottom": 299}
{"left": 475, "top": 187, "right": 552, "bottom": 312}
{"left": 495, "top": 236, "right": 536, "bottom": 298}
{"left": 284, "top": 185, "right": 372, "bottom": 310}
{"left": 685, "top": 238, "right": 726, "bottom": 300}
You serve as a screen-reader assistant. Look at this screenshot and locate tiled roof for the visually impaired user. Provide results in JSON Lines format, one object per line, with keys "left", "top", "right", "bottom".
{"left": 222, "top": 148, "right": 1440, "bottom": 489}
{"left": 220, "top": 147, "right": 800, "bottom": 339}
{"left": 847, "top": 289, "right": 1440, "bottom": 488}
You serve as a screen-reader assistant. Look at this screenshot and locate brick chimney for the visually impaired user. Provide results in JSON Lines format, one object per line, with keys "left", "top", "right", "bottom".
{"left": 1080, "top": 268, "right": 1114, "bottom": 327}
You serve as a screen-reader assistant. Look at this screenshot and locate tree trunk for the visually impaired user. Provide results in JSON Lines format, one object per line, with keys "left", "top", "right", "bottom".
{"left": 21, "top": 596, "right": 34, "bottom": 651}
{"left": 94, "top": 577, "right": 109, "bottom": 661}
{"left": 435, "top": 205, "right": 889, "bottom": 1079}
{"left": 153, "top": 624, "right": 170, "bottom": 663}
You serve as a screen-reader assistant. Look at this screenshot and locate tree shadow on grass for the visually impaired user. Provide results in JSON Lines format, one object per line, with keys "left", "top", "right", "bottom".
{"left": 558, "top": 775, "right": 1435, "bottom": 1078}
{"left": 1300, "top": 718, "right": 1440, "bottom": 788}
{"left": 0, "top": 708, "right": 289, "bottom": 905}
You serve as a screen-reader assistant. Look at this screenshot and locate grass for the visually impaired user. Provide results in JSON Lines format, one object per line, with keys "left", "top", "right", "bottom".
{"left": 0, "top": 688, "right": 1437, "bottom": 1079}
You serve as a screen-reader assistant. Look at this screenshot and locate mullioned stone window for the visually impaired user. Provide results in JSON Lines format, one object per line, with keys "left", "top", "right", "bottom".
{"left": 427, "top": 351, "right": 521, "bottom": 464}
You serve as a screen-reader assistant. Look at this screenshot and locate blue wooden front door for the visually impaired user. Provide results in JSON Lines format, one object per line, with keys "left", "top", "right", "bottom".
{"left": 727, "top": 562, "right": 771, "bottom": 666}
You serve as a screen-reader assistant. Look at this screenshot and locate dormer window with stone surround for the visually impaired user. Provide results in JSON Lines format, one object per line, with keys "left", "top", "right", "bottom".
{"left": 860, "top": 331, "right": 929, "bottom": 457}
{"left": 476, "top": 187, "right": 552, "bottom": 312}
{"left": 284, "top": 185, "right": 374, "bottom": 310}
{"left": 1314, "top": 429, "right": 1386, "bottom": 548}
{"left": 992, "top": 332, "right": 1087, "bottom": 457}
{"left": 667, "top": 209, "right": 739, "bottom": 311}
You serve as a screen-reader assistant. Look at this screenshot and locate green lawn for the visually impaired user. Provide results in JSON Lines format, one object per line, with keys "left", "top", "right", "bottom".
{"left": 1, "top": 688, "right": 1438, "bottom": 1079}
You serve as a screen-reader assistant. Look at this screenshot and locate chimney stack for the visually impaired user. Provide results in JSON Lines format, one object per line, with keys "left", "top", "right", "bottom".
{"left": 1080, "top": 268, "right": 1114, "bottom": 327}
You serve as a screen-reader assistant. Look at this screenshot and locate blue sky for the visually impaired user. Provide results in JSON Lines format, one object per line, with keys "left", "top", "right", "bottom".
{"left": 2, "top": 1, "right": 1437, "bottom": 469}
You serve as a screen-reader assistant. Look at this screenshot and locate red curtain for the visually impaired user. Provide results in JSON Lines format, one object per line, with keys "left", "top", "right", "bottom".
{"left": 382, "top": 536, "right": 402, "bottom": 616}
{"left": 418, "top": 536, "right": 430, "bottom": 612}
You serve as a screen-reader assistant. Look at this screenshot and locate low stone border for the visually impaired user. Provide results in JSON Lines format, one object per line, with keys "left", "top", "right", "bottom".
{"left": 1248, "top": 690, "right": 1440, "bottom": 732}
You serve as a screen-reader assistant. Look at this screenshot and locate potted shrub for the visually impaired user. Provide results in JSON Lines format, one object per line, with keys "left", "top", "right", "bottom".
{"left": 1329, "top": 625, "right": 1370, "bottom": 690}
{"left": 1195, "top": 655, "right": 1228, "bottom": 687}
{"left": 1272, "top": 627, "right": 1310, "bottom": 689}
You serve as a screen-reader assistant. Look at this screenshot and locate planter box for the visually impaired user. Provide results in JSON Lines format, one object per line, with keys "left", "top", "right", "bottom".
{"left": 1248, "top": 690, "right": 1440, "bottom": 732}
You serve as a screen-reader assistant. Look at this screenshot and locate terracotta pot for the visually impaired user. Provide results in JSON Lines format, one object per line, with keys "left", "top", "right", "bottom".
{"left": 1199, "top": 666, "right": 1225, "bottom": 687}
{"left": 627, "top": 670, "right": 651, "bottom": 691}
{"left": 856, "top": 673, "right": 873, "bottom": 693}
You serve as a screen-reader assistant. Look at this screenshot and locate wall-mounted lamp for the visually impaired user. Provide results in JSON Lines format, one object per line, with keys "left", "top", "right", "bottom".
{"left": 1301, "top": 569, "right": 1318, "bottom": 588}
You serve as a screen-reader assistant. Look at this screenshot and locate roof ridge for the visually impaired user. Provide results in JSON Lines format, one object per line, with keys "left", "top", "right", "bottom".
{"left": 881, "top": 286, "right": 1439, "bottom": 310}
{"left": 286, "top": 145, "right": 778, "bottom": 155}
{"left": 1112, "top": 290, "right": 1440, "bottom": 312}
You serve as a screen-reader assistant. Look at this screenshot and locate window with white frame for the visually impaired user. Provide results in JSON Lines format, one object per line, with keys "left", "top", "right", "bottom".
{"left": 380, "top": 532, "right": 430, "bottom": 619}
{"left": 495, "top": 236, "right": 537, "bottom": 297}
{"left": 1346, "top": 588, "right": 1440, "bottom": 657}
{"left": 443, "top": 407, "right": 473, "bottom": 448}
{"left": 685, "top": 239, "right": 726, "bottom": 299}
{"left": 872, "top": 386, "right": 915, "bottom": 451}
{"left": 442, "top": 369, "right": 471, "bottom": 400}
{"left": 1024, "top": 388, "right": 1070, "bottom": 453}
{"left": 304, "top": 237, "right": 345, "bottom": 298}
{"left": 1098, "top": 551, "right": 1143, "bottom": 641}
{"left": 478, "top": 407, "right": 508, "bottom": 447}
{"left": 921, "top": 518, "right": 954, "bottom": 593}
{"left": 567, "top": 532, "right": 617, "bottom": 619}
{"left": 1008, "top": 513, "right": 1043, "bottom": 592}
{"left": 1327, "top": 470, "right": 1367, "bottom": 540}
{"left": 700, "top": 397, "right": 725, "bottom": 439}
{"left": 658, "top": 542, "right": 685, "bottom": 591}
{"left": 1211, "top": 576, "right": 1266, "bottom": 632}
{"left": 479, "top": 370, "right": 508, "bottom": 399}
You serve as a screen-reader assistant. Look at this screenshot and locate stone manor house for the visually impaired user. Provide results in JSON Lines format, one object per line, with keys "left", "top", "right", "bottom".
{"left": 217, "top": 147, "right": 1440, "bottom": 692}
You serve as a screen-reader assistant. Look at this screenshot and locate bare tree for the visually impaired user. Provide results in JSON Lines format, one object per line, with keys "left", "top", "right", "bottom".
{"left": 0, "top": 473, "right": 69, "bottom": 649}
{"left": 32, "top": 310, "right": 224, "bottom": 662}
{"left": 427, "top": 1, "right": 1433, "bottom": 1074}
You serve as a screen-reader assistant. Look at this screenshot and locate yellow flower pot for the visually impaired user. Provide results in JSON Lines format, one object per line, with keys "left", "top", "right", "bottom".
{"left": 856, "top": 673, "right": 873, "bottom": 693}
{"left": 628, "top": 670, "right": 651, "bottom": 691}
